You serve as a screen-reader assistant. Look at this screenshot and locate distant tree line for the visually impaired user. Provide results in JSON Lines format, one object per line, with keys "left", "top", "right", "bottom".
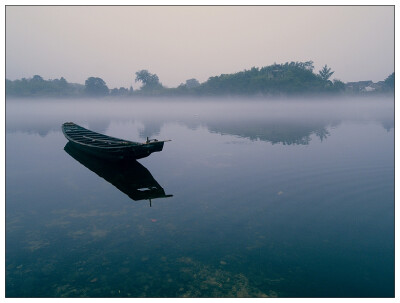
{"left": 384, "top": 72, "right": 395, "bottom": 90}
{"left": 6, "top": 75, "right": 84, "bottom": 97}
{"left": 5, "top": 62, "right": 394, "bottom": 98}
{"left": 185, "top": 62, "right": 346, "bottom": 96}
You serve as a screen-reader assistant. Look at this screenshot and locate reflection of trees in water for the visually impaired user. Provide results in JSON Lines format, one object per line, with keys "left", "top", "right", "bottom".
{"left": 7, "top": 113, "right": 393, "bottom": 145}
{"left": 86, "top": 120, "right": 111, "bottom": 135}
{"left": 314, "top": 127, "right": 330, "bottom": 142}
{"left": 6, "top": 119, "right": 113, "bottom": 138}
{"left": 138, "top": 121, "right": 162, "bottom": 140}
{"left": 6, "top": 124, "right": 59, "bottom": 137}
{"left": 381, "top": 120, "right": 394, "bottom": 132}
{"left": 138, "top": 119, "right": 206, "bottom": 140}
{"left": 137, "top": 118, "right": 335, "bottom": 145}
{"left": 206, "top": 120, "right": 335, "bottom": 145}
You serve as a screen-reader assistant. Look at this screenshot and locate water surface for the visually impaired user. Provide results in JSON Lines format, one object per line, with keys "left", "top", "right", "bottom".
{"left": 6, "top": 97, "right": 394, "bottom": 297}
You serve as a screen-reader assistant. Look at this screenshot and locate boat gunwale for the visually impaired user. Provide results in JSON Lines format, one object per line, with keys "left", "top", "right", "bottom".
{"left": 62, "top": 123, "right": 142, "bottom": 150}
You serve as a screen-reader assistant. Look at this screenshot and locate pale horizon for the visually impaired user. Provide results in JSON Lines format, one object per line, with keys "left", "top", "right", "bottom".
{"left": 6, "top": 5, "right": 394, "bottom": 89}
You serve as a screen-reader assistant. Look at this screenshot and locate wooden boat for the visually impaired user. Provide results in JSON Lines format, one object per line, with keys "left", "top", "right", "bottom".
{"left": 62, "top": 122, "right": 170, "bottom": 160}
{"left": 64, "top": 142, "right": 172, "bottom": 205}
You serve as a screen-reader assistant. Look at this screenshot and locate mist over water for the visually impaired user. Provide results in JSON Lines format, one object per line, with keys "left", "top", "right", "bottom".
{"left": 6, "top": 96, "right": 394, "bottom": 297}
{"left": 6, "top": 96, "right": 394, "bottom": 137}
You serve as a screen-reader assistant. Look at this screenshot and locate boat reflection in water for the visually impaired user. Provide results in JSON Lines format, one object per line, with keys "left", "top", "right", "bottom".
{"left": 64, "top": 142, "right": 173, "bottom": 206}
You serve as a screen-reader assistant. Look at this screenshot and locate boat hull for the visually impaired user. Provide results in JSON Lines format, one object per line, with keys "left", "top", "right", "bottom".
{"left": 66, "top": 139, "right": 164, "bottom": 160}
{"left": 62, "top": 122, "right": 166, "bottom": 160}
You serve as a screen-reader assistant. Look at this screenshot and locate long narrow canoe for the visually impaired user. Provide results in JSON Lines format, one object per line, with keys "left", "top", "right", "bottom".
{"left": 62, "top": 122, "right": 169, "bottom": 160}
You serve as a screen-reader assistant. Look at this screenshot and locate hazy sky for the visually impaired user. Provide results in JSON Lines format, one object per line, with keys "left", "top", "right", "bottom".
{"left": 6, "top": 5, "right": 394, "bottom": 89}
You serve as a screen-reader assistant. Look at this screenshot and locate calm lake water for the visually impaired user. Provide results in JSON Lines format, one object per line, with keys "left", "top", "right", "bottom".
{"left": 6, "top": 97, "right": 394, "bottom": 298}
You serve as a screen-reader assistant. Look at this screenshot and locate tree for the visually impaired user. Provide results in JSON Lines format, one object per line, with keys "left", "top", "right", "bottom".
{"left": 318, "top": 65, "right": 334, "bottom": 82}
{"left": 84, "top": 77, "right": 109, "bottom": 96}
{"left": 59, "top": 77, "right": 68, "bottom": 86}
{"left": 332, "top": 79, "right": 345, "bottom": 92}
{"left": 6, "top": 76, "right": 84, "bottom": 97}
{"left": 29, "top": 75, "right": 46, "bottom": 94}
{"left": 31, "top": 75, "right": 44, "bottom": 82}
{"left": 302, "top": 61, "right": 315, "bottom": 71}
{"left": 135, "top": 70, "right": 162, "bottom": 91}
{"left": 118, "top": 87, "right": 129, "bottom": 95}
{"left": 185, "top": 78, "right": 200, "bottom": 88}
{"left": 384, "top": 72, "right": 394, "bottom": 90}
